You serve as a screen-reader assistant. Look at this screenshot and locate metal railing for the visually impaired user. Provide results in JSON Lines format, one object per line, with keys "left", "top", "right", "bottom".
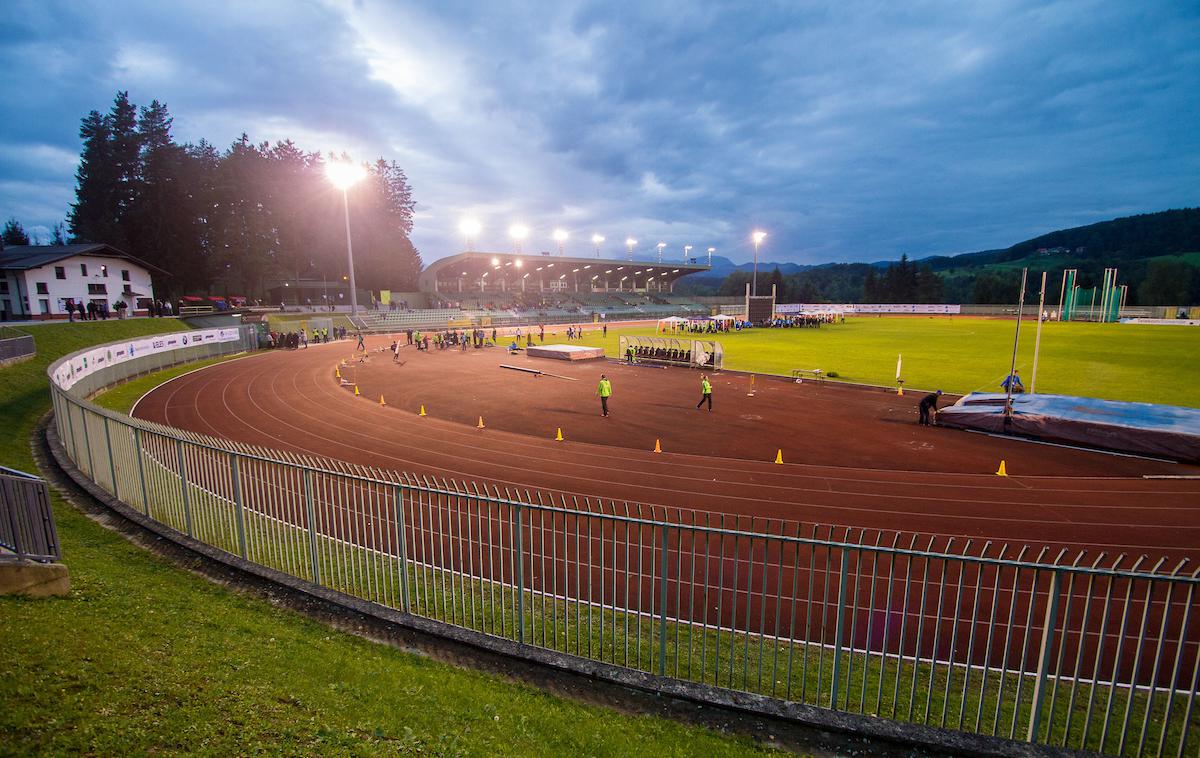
{"left": 0, "top": 466, "right": 60, "bottom": 562}
{"left": 46, "top": 332, "right": 1200, "bottom": 757}
{"left": 0, "top": 328, "right": 35, "bottom": 364}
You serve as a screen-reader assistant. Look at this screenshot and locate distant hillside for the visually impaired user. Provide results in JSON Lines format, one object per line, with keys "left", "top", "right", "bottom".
{"left": 679, "top": 208, "right": 1200, "bottom": 305}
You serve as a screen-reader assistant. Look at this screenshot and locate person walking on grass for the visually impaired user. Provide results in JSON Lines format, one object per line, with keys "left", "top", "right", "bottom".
{"left": 596, "top": 374, "right": 612, "bottom": 417}
{"left": 696, "top": 373, "right": 713, "bottom": 411}
{"left": 918, "top": 389, "right": 943, "bottom": 426}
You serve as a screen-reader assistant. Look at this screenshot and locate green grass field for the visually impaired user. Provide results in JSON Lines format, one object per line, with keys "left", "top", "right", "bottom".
{"left": 1, "top": 320, "right": 767, "bottom": 756}
{"left": 571, "top": 316, "right": 1200, "bottom": 407}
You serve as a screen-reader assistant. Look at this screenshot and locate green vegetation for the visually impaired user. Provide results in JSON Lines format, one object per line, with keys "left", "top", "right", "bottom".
{"left": 575, "top": 317, "right": 1200, "bottom": 406}
{"left": 1, "top": 320, "right": 767, "bottom": 756}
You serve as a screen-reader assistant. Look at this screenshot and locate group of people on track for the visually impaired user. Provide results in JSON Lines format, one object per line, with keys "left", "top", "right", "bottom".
{"left": 595, "top": 372, "right": 713, "bottom": 417}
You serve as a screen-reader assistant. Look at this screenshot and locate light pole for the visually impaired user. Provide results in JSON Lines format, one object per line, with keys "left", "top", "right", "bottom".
{"left": 326, "top": 159, "right": 368, "bottom": 318}
{"left": 459, "top": 218, "right": 481, "bottom": 251}
{"left": 509, "top": 224, "right": 529, "bottom": 254}
{"left": 684, "top": 244, "right": 692, "bottom": 263}
{"left": 751, "top": 231, "right": 767, "bottom": 296}
{"left": 707, "top": 247, "right": 715, "bottom": 267}
{"left": 553, "top": 228, "right": 568, "bottom": 255}
{"left": 656, "top": 242, "right": 665, "bottom": 263}
{"left": 625, "top": 237, "right": 637, "bottom": 260}
{"left": 591, "top": 233, "right": 604, "bottom": 257}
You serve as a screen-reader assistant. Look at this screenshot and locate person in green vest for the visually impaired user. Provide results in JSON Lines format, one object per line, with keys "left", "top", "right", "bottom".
{"left": 696, "top": 373, "right": 712, "bottom": 411}
{"left": 596, "top": 374, "right": 612, "bottom": 417}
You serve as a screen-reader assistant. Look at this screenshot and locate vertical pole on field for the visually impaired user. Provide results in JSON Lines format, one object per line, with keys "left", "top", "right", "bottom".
{"left": 303, "top": 469, "right": 321, "bottom": 585}
{"left": 1099, "top": 269, "right": 1110, "bottom": 323}
{"left": 176, "top": 439, "right": 193, "bottom": 537}
{"left": 230, "top": 452, "right": 248, "bottom": 559}
{"left": 134, "top": 427, "right": 149, "bottom": 515}
{"left": 1028, "top": 570, "right": 1063, "bottom": 743}
{"left": 1030, "top": 271, "right": 1047, "bottom": 394}
{"left": 1004, "top": 268, "right": 1028, "bottom": 423}
{"left": 1057, "top": 269, "right": 1067, "bottom": 321}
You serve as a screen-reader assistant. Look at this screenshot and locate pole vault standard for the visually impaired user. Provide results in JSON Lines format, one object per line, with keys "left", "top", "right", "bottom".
{"left": 1005, "top": 268, "right": 1028, "bottom": 424}
{"left": 1030, "top": 271, "right": 1047, "bottom": 394}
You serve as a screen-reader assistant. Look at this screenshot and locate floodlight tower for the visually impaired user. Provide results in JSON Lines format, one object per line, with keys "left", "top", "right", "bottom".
{"left": 459, "top": 218, "right": 481, "bottom": 251}
{"left": 591, "top": 233, "right": 605, "bottom": 257}
{"left": 656, "top": 242, "right": 666, "bottom": 263}
{"left": 752, "top": 230, "right": 767, "bottom": 296}
{"left": 326, "top": 159, "right": 368, "bottom": 318}
{"left": 625, "top": 237, "right": 637, "bottom": 260}
{"left": 553, "top": 228, "right": 568, "bottom": 255}
{"left": 509, "top": 224, "right": 529, "bottom": 254}
{"left": 684, "top": 244, "right": 693, "bottom": 263}
{"left": 707, "top": 247, "right": 715, "bottom": 267}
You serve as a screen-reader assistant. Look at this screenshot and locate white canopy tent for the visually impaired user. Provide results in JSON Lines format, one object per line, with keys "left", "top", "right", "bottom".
{"left": 657, "top": 315, "right": 690, "bottom": 332}
{"left": 711, "top": 313, "right": 736, "bottom": 321}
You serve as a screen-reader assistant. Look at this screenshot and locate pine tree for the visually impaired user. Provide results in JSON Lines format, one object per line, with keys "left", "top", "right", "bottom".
{"left": 68, "top": 109, "right": 115, "bottom": 243}
{"left": 2, "top": 218, "right": 30, "bottom": 246}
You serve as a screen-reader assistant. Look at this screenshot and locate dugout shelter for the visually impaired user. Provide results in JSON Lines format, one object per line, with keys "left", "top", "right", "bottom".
{"left": 619, "top": 335, "right": 723, "bottom": 370}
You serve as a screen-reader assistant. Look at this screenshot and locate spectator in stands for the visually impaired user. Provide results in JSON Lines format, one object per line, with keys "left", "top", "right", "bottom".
{"left": 1000, "top": 370, "right": 1024, "bottom": 393}
{"left": 596, "top": 374, "right": 612, "bottom": 417}
{"left": 918, "top": 390, "right": 943, "bottom": 426}
{"left": 696, "top": 374, "right": 713, "bottom": 412}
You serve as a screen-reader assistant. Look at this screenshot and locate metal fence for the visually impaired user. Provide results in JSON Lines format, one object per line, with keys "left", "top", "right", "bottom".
{"left": 0, "top": 466, "right": 60, "bottom": 562}
{"left": 46, "top": 332, "right": 1200, "bottom": 757}
{"left": 0, "top": 329, "right": 35, "bottom": 364}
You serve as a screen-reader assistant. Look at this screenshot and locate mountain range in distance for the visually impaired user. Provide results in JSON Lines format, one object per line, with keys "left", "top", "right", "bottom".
{"left": 696, "top": 208, "right": 1199, "bottom": 279}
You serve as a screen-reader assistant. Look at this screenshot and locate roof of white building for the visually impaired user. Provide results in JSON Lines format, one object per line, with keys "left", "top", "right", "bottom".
{"left": 0, "top": 243, "right": 169, "bottom": 275}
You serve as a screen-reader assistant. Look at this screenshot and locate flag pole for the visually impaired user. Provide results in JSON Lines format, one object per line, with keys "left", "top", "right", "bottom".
{"left": 1005, "top": 268, "right": 1028, "bottom": 425}
{"left": 1030, "top": 271, "right": 1047, "bottom": 394}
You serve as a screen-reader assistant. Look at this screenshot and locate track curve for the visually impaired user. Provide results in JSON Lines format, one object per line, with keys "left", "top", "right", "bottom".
{"left": 133, "top": 337, "right": 1200, "bottom": 562}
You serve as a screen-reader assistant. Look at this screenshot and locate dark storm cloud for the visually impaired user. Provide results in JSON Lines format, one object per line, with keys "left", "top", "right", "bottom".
{"left": 1, "top": 0, "right": 1196, "bottom": 262}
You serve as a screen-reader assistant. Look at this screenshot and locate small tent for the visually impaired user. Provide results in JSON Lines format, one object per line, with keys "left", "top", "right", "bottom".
{"left": 657, "top": 315, "right": 689, "bottom": 333}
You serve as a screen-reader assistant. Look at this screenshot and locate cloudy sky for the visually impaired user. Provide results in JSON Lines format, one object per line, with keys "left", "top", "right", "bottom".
{"left": 1, "top": 1, "right": 1197, "bottom": 265}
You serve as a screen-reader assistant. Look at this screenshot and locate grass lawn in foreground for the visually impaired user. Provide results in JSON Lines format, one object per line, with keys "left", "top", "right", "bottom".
{"left": 0, "top": 320, "right": 767, "bottom": 756}
{"left": 570, "top": 316, "right": 1200, "bottom": 407}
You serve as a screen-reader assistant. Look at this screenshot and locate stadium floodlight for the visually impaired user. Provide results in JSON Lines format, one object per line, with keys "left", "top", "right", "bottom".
{"left": 625, "top": 237, "right": 637, "bottom": 260}
{"left": 491, "top": 257, "right": 500, "bottom": 266}
{"left": 656, "top": 242, "right": 666, "bottom": 262}
{"left": 553, "top": 228, "right": 568, "bottom": 255}
{"left": 509, "top": 224, "right": 529, "bottom": 253}
{"left": 751, "top": 231, "right": 767, "bottom": 296}
{"left": 707, "top": 247, "right": 715, "bottom": 266}
{"left": 459, "top": 218, "right": 481, "bottom": 250}
{"left": 514, "top": 259, "right": 522, "bottom": 268}
{"left": 683, "top": 244, "right": 693, "bottom": 262}
{"left": 326, "top": 159, "right": 368, "bottom": 317}
{"left": 591, "top": 233, "right": 604, "bottom": 257}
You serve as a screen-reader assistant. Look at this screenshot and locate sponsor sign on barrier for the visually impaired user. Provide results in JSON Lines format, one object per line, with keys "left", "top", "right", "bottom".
{"left": 776, "top": 303, "right": 961, "bottom": 315}
{"left": 53, "top": 327, "right": 242, "bottom": 391}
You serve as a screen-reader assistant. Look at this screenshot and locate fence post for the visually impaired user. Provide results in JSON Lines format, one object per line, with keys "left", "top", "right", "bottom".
{"left": 3, "top": 479, "right": 24, "bottom": 561}
{"left": 133, "top": 427, "right": 149, "bottom": 515}
{"left": 394, "top": 484, "right": 410, "bottom": 613}
{"left": 830, "top": 548, "right": 851, "bottom": 710}
{"left": 659, "top": 525, "right": 670, "bottom": 676}
{"left": 514, "top": 502, "right": 525, "bottom": 644}
{"left": 230, "top": 453, "right": 248, "bottom": 559}
{"left": 176, "top": 439, "right": 193, "bottom": 537}
{"left": 1027, "top": 569, "right": 1063, "bottom": 743}
{"left": 303, "top": 469, "right": 321, "bottom": 585}
{"left": 102, "top": 416, "right": 118, "bottom": 499}
{"left": 80, "top": 408, "right": 95, "bottom": 477}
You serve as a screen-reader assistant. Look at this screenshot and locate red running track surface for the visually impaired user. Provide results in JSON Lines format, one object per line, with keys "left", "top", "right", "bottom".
{"left": 132, "top": 337, "right": 1200, "bottom": 563}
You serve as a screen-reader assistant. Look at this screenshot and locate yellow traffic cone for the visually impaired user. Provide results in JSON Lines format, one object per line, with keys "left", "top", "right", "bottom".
{"left": 774, "top": 449, "right": 783, "bottom": 464}
{"left": 555, "top": 427, "right": 564, "bottom": 441}
{"left": 353, "top": 384, "right": 360, "bottom": 396}
{"left": 477, "top": 416, "right": 485, "bottom": 429}
{"left": 335, "top": 367, "right": 341, "bottom": 379}
{"left": 379, "top": 395, "right": 386, "bottom": 406}
{"left": 419, "top": 405, "right": 426, "bottom": 417}
{"left": 654, "top": 438, "right": 662, "bottom": 453}
{"left": 897, "top": 386, "right": 904, "bottom": 397}
{"left": 995, "top": 460, "right": 1008, "bottom": 477}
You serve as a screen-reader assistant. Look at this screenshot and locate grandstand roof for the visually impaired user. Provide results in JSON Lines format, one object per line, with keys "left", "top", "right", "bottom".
{"left": 419, "top": 251, "right": 710, "bottom": 293}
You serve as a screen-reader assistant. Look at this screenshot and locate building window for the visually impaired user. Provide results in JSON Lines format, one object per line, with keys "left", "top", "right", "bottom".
{"left": 39, "top": 299, "right": 50, "bottom": 315}
{"left": 121, "top": 269, "right": 130, "bottom": 281}
{"left": 87, "top": 283, "right": 107, "bottom": 295}
{"left": 80, "top": 263, "right": 88, "bottom": 276}
{"left": 55, "top": 266, "right": 66, "bottom": 279}
{"left": 36, "top": 282, "right": 49, "bottom": 294}
{"left": 123, "top": 284, "right": 132, "bottom": 295}
{"left": 0, "top": 280, "right": 8, "bottom": 294}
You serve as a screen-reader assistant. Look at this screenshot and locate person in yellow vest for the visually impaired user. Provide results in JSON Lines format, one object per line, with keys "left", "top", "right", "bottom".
{"left": 596, "top": 374, "right": 612, "bottom": 417}
{"left": 696, "top": 373, "right": 712, "bottom": 411}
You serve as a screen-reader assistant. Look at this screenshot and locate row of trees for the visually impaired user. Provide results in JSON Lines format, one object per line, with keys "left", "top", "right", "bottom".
{"left": 58, "top": 92, "right": 422, "bottom": 298}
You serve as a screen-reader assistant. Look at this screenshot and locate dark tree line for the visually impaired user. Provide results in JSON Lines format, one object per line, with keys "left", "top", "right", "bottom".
{"left": 64, "top": 92, "right": 422, "bottom": 298}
